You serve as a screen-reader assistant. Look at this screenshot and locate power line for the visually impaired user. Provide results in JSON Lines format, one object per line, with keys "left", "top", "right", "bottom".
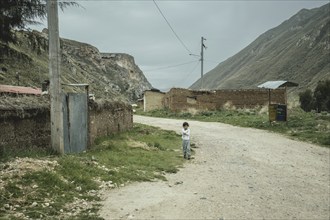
{"left": 181, "top": 60, "right": 201, "bottom": 85}
{"left": 152, "top": 0, "right": 192, "bottom": 55}
{"left": 144, "top": 60, "right": 199, "bottom": 72}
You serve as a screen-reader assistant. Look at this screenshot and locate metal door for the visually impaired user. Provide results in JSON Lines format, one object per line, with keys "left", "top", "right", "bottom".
{"left": 63, "top": 93, "right": 88, "bottom": 153}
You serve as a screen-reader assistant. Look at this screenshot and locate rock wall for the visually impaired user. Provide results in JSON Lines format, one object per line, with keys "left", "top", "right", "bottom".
{"left": 88, "top": 101, "right": 133, "bottom": 146}
{"left": 0, "top": 100, "right": 133, "bottom": 152}
{"left": 101, "top": 53, "right": 152, "bottom": 101}
{"left": 0, "top": 108, "right": 51, "bottom": 150}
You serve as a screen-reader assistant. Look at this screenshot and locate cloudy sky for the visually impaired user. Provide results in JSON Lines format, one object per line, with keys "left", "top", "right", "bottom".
{"left": 32, "top": 0, "right": 328, "bottom": 91}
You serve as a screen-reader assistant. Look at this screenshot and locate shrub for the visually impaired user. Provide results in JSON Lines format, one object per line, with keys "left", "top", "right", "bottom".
{"left": 299, "top": 89, "right": 314, "bottom": 112}
{"left": 314, "top": 79, "right": 330, "bottom": 112}
{"left": 200, "top": 111, "right": 213, "bottom": 117}
{"left": 299, "top": 79, "right": 330, "bottom": 112}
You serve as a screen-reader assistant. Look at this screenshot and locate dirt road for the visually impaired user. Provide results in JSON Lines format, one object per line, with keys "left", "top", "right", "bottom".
{"left": 99, "top": 115, "right": 330, "bottom": 219}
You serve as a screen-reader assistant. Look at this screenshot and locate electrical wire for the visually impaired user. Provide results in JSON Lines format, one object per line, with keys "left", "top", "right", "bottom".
{"left": 180, "top": 60, "right": 201, "bottom": 85}
{"left": 152, "top": 0, "right": 193, "bottom": 55}
{"left": 144, "top": 60, "right": 199, "bottom": 72}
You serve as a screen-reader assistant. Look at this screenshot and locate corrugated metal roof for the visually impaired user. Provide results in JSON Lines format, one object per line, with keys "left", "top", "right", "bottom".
{"left": 0, "top": 85, "right": 42, "bottom": 95}
{"left": 257, "top": 81, "right": 298, "bottom": 89}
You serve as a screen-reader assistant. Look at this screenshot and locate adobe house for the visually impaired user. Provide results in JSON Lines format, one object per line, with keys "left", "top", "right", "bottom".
{"left": 143, "top": 87, "right": 286, "bottom": 112}
{"left": 163, "top": 88, "right": 286, "bottom": 112}
{"left": 143, "top": 88, "right": 165, "bottom": 112}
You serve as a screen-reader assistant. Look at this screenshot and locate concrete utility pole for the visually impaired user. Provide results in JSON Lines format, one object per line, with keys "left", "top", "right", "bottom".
{"left": 47, "top": 0, "right": 64, "bottom": 154}
{"left": 200, "top": 36, "right": 206, "bottom": 90}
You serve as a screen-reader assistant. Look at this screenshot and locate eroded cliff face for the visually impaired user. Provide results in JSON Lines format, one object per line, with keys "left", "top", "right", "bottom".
{"left": 0, "top": 29, "right": 152, "bottom": 102}
{"left": 100, "top": 53, "right": 151, "bottom": 101}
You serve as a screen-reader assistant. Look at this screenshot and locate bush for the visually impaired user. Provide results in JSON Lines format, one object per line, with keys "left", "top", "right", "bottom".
{"left": 299, "top": 79, "right": 330, "bottom": 112}
{"left": 299, "top": 89, "right": 314, "bottom": 112}
{"left": 314, "top": 79, "right": 330, "bottom": 112}
{"left": 200, "top": 111, "right": 213, "bottom": 117}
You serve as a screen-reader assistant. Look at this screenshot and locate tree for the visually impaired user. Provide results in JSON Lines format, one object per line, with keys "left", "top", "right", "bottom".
{"left": 299, "top": 89, "right": 314, "bottom": 112}
{"left": 299, "top": 79, "right": 330, "bottom": 112}
{"left": 0, "top": 0, "right": 77, "bottom": 44}
{"left": 313, "top": 79, "right": 330, "bottom": 112}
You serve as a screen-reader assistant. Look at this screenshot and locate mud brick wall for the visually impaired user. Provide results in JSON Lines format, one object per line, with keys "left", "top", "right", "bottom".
{"left": 0, "top": 101, "right": 133, "bottom": 150}
{"left": 164, "top": 88, "right": 286, "bottom": 112}
{"left": 144, "top": 90, "right": 165, "bottom": 112}
{"left": 163, "top": 89, "right": 217, "bottom": 112}
{"left": 88, "top": 102, "right": 133, "bottom": 146}
{"left": 0, "top": 108, "right": 51, "bottom": 150}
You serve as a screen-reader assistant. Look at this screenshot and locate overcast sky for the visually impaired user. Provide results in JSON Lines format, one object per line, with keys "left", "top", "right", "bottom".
{"left": 32, "top": 0, "right": 328, "bottom": 91}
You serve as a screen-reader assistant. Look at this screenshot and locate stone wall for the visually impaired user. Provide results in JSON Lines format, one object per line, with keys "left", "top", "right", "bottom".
{"left": 88, "top": 101, "right": 133, "bottom": 146}
{"left": 0, "top": 100, "right": 133, "bottom": 151}
{"left": 0, "top": 108, "right": 51, "bottom": 150}
{"left": 163, "top": 88, "right": 286, "bottom": 112}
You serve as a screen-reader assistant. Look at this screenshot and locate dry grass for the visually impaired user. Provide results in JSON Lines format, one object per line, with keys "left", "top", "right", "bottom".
{"left": 0, "top": 95, "right": 50, "bottom": 110}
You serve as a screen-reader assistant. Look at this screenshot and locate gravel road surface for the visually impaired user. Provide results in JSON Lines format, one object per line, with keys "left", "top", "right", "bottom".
{"left": 99, "top": 115, "right": 330, "bottom": 220}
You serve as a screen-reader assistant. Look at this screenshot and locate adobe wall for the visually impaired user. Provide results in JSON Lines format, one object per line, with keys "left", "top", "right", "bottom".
{"left": 0, "top": 108, "right": 51, "bottom": 150}
{"left": 164, "top": 88, "right": 286, "bottom": 112}
{"left": 0, "top": 100, "right": 133, "bottom": 152}
{"left": 144, "top": 91, "right": 165, "bottom": 112}
{"left": 88, "top": 101, "right": 133, "bottom": 146}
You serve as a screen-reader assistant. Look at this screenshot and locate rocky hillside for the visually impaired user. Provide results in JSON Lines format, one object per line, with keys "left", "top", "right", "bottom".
{"left": 0, "top": 29, "right": 152, "bottom": 102}
{"left": 190, "top": 3, "right": 330, "bottom": 93}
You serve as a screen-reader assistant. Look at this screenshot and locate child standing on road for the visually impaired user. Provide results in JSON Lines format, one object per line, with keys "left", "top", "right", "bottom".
{"left": 182, "top": 122, "right": 191, "bottom": 160}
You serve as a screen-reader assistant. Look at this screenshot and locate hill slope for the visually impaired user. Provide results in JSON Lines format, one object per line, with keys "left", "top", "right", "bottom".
{"left": 190, "top": 4, "right": 330, "bottom": 93}
{"left": 0, "top": 29, "right": 152, "bottom": 102}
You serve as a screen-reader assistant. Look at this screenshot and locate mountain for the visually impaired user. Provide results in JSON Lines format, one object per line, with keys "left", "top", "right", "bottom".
{"left": 190, "top": 3, "right": 330, "bottom": 93}
{"left": 0, "top": 29, "right": 152, "bottom": 102}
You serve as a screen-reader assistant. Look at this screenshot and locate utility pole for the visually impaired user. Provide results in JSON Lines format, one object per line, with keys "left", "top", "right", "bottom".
{"left": 15, "top": 72, "right": 20, "bottom": 86}
{"left": 47, "top": 0, "right": 64, "bottom": 154}
{"left": 200, "top": 36, "right": 206, "bottom": 90}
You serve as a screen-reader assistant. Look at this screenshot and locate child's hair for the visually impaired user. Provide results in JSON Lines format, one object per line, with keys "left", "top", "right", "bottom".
{"left": 183, "top": 122, "right": 189, "bottom": 127}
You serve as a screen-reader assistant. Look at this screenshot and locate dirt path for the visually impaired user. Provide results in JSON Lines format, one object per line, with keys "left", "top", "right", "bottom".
{"left": 99, "top": 115, "right": 330, "bottom": 220}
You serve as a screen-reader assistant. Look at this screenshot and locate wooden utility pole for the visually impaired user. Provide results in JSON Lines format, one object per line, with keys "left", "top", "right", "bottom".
{"left": 200, "top": 37, "right": 206, "bottom": 90}
{"left": 47, "top": 0, "right": 64, "bottom": 154}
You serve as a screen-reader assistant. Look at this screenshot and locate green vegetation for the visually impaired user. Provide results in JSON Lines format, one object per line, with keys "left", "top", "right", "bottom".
{"left": 137, "top": 107, "right": 330, "bottom": 147}
{"left": 299, "top": 79, "right": 330, "bottom": 112}
{"left": 1, "top": 0, "right": 78, "bottom": 45}
{"left": 0, "top": 124, "right": 186, "bottom": 219}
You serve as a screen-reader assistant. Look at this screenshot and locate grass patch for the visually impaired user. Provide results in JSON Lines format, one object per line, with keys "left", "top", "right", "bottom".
{"left": 86, "top": 123, "right": 184, "bottom": 184}
{"left": 0, "top": 146, "right": 57, "bottom": 163}
{"left": 0, "top": 123, "right": 185, "bottom": 219}
{"left": 137, "top": 107, "right": 330, "bottom": 147}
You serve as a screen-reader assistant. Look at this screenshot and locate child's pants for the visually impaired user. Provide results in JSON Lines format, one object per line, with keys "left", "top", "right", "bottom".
{"left": 182, "top": 140, "right": 190, "bottom": 158}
